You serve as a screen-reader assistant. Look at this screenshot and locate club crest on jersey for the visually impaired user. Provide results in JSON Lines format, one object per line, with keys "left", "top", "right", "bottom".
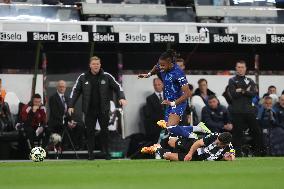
{"left": 101, "top": 80, "right": 106, "bottom": 84}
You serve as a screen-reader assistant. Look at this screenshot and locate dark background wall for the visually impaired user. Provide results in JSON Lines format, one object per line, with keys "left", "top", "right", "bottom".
{"left": 1, "top": 42, "right": 284, "bottom": 75}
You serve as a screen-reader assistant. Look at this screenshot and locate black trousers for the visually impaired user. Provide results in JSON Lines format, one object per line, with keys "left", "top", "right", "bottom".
{"left": 231, "top": 113, "right": 263, "bottom": 156}
{"left": 23, "top": 125, "right": 50, "bottom": 149}
{"left": 85, "top": 111, "right": 110, "bottom": 155}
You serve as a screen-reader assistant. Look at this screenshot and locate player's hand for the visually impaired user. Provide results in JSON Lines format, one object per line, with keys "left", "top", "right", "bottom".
{"left": 162, "top": 100, "right": 176, "bottom": 107}
{"left": 119, "top": 99, "right": 127, "bottom": 106}
{"left": 161, "top": 100, "right": 171, "bottom": 105}
{"left": 32, "top": 105, "right": 39, "bottom": 112}
{"left": 137, "top": 73, "right": 150, "bottom": 79}
{"left": 68, "top": 108, "right": 74, "bottom": 116}
{"left": 36, "top": 126, "right": 44, "bottom": 137}
{"left": 184, "top": 153, "right": 192, "bottom": 161}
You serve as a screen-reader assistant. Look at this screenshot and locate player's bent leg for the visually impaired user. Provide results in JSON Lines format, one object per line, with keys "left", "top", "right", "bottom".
{"left": 166, "top": 113, "right": 180, "bottom": 127}
{"left": 167, "top": 125, "right": 196, "bottom": 138}
{"left": 141, "top": 144, "right": 161, "bottom": 154}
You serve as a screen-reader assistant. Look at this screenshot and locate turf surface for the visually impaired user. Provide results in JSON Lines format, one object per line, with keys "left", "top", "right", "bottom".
{"left": 0, "top": 158, "right": 283, "bottom": 189}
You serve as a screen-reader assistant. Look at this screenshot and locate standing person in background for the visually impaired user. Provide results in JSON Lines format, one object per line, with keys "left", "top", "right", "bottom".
{"left": 144, "top": 78, "right": 165, "bottom": 144}
{"left": 68, "top": 56, "right": 127, "bottom": 160}
{"left": 49, "top": 80, "right": 68, "bottom": 135}
{"left": 228, "top": 60, "right": 263, "bottom": 157}
{"left": 49, "top": 80, "right": 84, "bottom": 150}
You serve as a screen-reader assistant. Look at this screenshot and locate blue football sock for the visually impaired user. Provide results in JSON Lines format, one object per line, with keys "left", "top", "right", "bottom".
{"left": 167, "top": 125, "right": 193, "bottom": 138}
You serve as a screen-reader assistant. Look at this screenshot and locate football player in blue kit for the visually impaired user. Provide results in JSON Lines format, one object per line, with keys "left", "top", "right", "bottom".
{"left": 138, "top": 50, "right": 211, "bottom": 133}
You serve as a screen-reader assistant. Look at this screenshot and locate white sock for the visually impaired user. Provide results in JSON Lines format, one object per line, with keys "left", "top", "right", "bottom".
{"left": 192, "top": 126, "right": 203, "bottom": 133}
{"left": 188, "top": 133, "right": 197, "bottom": 139}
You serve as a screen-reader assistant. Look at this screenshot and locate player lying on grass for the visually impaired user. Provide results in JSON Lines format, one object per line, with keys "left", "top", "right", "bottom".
{"left": 142, "top": 122, "right": 235, "bottom": 161}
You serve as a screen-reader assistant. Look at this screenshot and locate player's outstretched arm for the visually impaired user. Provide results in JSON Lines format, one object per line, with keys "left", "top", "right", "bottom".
{"left": 138, "top": 65, "right": 159, "bottom": 79}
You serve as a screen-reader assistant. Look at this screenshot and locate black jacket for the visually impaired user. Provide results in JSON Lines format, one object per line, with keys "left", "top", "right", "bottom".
{"left": 69, "top": 69, "right": 125, "bottom": 114}
{"left": 228, "top": 75, "right": 257, "bottom": 114}
{"left": 144, "top": 93, "right": 165, "bottom": 142}
{"left": 48, "top": 92, "right": 68, "bottom": 128}
{"left": 201, "top": 104, "right": 231, "bottom": 133}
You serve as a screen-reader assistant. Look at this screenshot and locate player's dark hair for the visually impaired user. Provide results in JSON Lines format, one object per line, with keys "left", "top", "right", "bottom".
{"left": 159, "top": 49, "right": 177, "bottom": 64}
{"left": 218, "top": 132, "right": 232, "bottom": 144}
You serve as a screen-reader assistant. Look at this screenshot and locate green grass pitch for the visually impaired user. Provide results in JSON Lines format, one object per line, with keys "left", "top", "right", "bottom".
{"left": 0, "top": 157, "right": 283, "bottom": 189}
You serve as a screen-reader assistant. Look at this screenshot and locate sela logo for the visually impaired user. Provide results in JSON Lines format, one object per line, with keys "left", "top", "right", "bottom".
{"left": 153, "top": 33, "right": 176, "bottom": 42}
{"left": 119, "top": 33, "right": 150, "bottom": 43}
{"left": 58, "top": 32, "right": 88, "bottom": 42}
{"left": 179, "top": 33, "right": 209, "bottom": 43}
{"left": 33, "top": 32, "right": 56, "bottom": 41}
{"left": 238, "top": 34, "right": 266, "bottom": 44}
{"left": 213, "top": 34, "right": 235, "bottom": 43}
{"left": 93, "top": 33, "right": 116, "bottom": 42}
{"left": 0, "top": 32, "right": 27, "bottom": 42}
{"left": 270, "top": 35, "right": 284, "bottom": 44}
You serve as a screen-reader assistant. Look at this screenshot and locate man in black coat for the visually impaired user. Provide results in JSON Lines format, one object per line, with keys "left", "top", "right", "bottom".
{"left": 49, "top": 80, "right": 84, "bottom": 150}
{"left": 144, "top": 78, "right": 165, "bottom": 144}
{"left": 228, "top": 60, "right": 263, "bottom": 156}
{"left": 68, "top": 56, "right": 127, "bottom": 160}
{"left": 49, "top": 80, "right": 69, "bottom": 135}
